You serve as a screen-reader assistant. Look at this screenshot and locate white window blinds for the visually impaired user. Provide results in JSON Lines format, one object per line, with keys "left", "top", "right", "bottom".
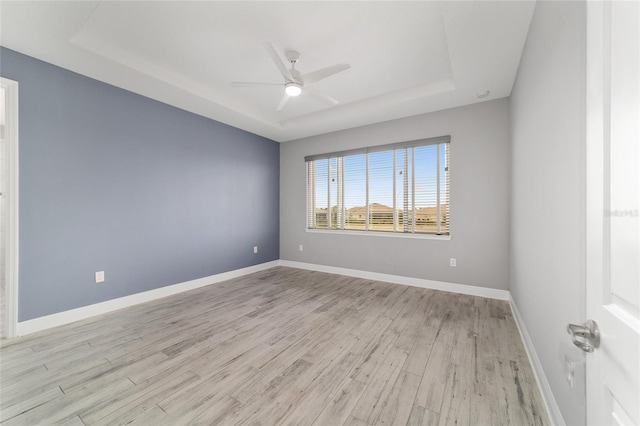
{"left": 306, "top": 136, "right": 450, "bottom": 235}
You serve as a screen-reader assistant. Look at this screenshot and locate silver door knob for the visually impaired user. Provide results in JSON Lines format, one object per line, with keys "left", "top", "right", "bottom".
{"left": 567, "top": 320, "right": 600, "bottom": 352}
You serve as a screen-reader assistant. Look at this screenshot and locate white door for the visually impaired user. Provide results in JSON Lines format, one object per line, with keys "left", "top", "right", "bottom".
{"left": 584, "top": 1, "right": 640, "bottom": 425}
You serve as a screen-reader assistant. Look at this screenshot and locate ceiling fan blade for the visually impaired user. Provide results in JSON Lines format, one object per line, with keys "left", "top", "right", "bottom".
{"left": 303, "top": 86, "right": 340, "bottom": 106}
{"left": 302, "top": 64, "right": 350, "bottom": 85}
{"left": 276, "top": 94, "right": 291, "bottom": 112}
{"left": 263, "top": 43, "right": 293, "bottom": 81}
{"left": 231, "top": 82, "right": 282, "bottom": 88}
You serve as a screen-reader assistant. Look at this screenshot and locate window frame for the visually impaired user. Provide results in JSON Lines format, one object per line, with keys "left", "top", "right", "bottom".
{"left": 305, "top": 135, "right": 451, "bottom": 238}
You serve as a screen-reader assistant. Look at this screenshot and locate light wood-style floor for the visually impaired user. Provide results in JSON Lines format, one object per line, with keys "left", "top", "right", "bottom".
{"left": 0, "top": 267, "right": 548, "bottom": 425}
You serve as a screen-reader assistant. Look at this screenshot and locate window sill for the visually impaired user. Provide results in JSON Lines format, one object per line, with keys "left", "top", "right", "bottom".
{"left": 305, "top": 228, "right": 451, "bottom": 240}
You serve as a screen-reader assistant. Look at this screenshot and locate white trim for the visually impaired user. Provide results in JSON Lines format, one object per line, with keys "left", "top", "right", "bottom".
{"left": 1, "top": 77, "right": 19, "bottom": 339}
{"left": 305, "top": 228, "right": 451, "bottom": 240}
{"left": 278, "top": 260, "right": 509, "bottom": 300}
{"left": 12, "top": 256, "right": 559, "bottom": 424}
{"left": 16, "top": 260, "right": 279, "bottom": 336}
{"left": 509, "top": 295, "right": 565, "bottom": 426}
{"left": 16, "top": 257, "right": 510, "bottom": 335}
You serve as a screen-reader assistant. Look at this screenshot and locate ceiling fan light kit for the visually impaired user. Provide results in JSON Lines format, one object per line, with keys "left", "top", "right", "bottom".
{"left": 285, "top": 82, "right": 302, "bottom": 97}
{"left": 231, "top": 43, "right": 350, "bottom": 111}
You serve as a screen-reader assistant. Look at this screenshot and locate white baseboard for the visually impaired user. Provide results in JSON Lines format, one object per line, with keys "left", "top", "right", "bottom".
{"left": 15, "top": 258, "right": 510, "bottom": 335}
{"left": 16, "top": 260, "right": 279, "bottom": 336}
{"left": 15, "top": 258, "right": 560, "bottom": 425}
{"left": 509, "top": 295, "right": 565, "bottom": 426}
{"left": 278, "top": 260, "right": 510, "bottom": 301}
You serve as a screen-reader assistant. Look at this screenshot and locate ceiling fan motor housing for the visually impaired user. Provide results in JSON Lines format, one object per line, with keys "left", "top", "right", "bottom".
{"left": 288, "top": 68, "right": 303, "bottom": 85}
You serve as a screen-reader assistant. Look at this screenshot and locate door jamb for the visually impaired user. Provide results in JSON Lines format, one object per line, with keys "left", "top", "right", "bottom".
{"left": 2, "top": 77, "right": 19, "bottom": 339}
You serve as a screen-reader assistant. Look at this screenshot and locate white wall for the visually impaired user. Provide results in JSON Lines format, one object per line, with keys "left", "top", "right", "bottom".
{"left": 281, "top": 98, "right": 511, "bottom": 291}
{"left": 510, "top": 2, "right": 586, "bottom": 425}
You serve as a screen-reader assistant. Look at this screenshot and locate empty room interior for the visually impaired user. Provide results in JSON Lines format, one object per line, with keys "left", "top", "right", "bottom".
{"left": 1, "top": 1, "right": 639, "bottom": 425}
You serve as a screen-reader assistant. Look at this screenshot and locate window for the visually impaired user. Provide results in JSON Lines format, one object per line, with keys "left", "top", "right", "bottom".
{"left": 306, "top": 136, "right": 450, "bottom": 235}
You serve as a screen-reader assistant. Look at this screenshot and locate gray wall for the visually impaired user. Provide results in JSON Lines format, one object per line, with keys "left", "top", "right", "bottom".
{"left": 510, "top": 2, "right": 586, "bottom": 425}
{"left": 281, "top": 99, "right": 510, "bottom": 290}
{"left": 0, "top": 47, "right": 280, "bottom": 322}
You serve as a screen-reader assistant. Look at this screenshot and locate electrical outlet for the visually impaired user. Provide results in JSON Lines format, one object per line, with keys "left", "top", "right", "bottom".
{"left": 95, "top": 271, "right": 105, "bottom": 283}
{"left": 299, "top": 244, "right": 304, "bottom": 252}
{"left": 450, "top": 258, "right": 457, "bottom": 267}
{"left": 253, "top": 246, "right": 258, "bottom": 254}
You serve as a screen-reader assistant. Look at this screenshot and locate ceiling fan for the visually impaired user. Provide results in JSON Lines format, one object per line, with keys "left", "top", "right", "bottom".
{"left": 231, "top": 43, "right": 350, "bottom": 112}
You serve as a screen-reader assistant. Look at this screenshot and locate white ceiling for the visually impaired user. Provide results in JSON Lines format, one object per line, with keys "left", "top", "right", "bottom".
{"left": 0, "top": 1, "right": 535, "bottom": 142}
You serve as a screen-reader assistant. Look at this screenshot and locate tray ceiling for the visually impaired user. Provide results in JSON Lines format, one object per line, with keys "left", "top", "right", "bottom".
{"left": 0, "top": 1, "right": 535, "bottom": 142}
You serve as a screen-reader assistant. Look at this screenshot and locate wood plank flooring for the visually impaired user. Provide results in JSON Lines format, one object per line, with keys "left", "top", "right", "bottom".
{"left": 0, "top": 267, "right": 549, "bottom": 425}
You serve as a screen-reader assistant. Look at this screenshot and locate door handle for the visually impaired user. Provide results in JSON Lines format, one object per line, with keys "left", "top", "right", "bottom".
{"left": 567, "top": 320, "right": 600, "bottom": 352}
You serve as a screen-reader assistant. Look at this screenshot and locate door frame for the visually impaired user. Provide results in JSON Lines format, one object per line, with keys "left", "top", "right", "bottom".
{"left": 585, "top": 2, "right": 606, "bottom": 421}
{"left": 1, "top": 77, "right": 19, "bottom": 339}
